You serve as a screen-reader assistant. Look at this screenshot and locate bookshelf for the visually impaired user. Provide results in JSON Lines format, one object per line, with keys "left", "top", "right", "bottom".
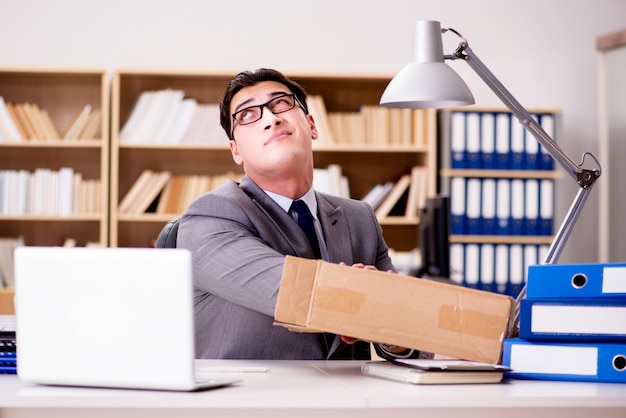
{"left": 110, "top": 70, "right": 437, "bottom": 250}
{"left": 438, "top": 107, "right": 561, "bottom": 297}
{"left": 0, "top": 68, "right": 109, "bottom": 247}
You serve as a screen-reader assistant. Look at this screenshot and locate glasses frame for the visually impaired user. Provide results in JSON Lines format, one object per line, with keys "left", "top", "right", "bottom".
{"left": 230, "top": 93, "right": 303, "bottom": 136}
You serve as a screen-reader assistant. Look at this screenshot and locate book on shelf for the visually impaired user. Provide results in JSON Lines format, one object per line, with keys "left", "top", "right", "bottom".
{"left": 12, "top": 103, "right": 37, "bottom": 139}
{"left": 502, "top": 338, "right": 626, "bottom": 383}
{"left": 306, "top": 95, "right": 336, "bottom": 146}
{"left": 313, "top": 164, "right": 349, "bottom": 198}
{"left": 412, "top": 108, "right": 432, "bottom": 147}
{"left": 180, "top": 104, "right": 227, "bottom": 144}
{"left": 362, "top": 105, "right": 390, "bottom": 145}
{"left": 72, "top": 172, "right": 83, "bottom": 214}
{"left": 390, "top": 108, "right": 410, "bottom": 145}
{"left": 133, "top": 171, "right": 172, "bottom": 214}
{"left": 374, "top": 174, "right": 411, "bottom": 219}
{"left": 119, "top": 89, "right": 227, "bottom": 145}
{"left": 20, "top": 103, "right": 45, "bottom": 139}
{"left": 4, "top": 102, "right": 27, "bottom": 140}
{"left": 361, "top": 182, "right": 395, "bottom": 211}
{"left": 325, "top": 107, "right": 430, "bottom": 146}
{"left": 157, "top": 175, "right": 188, "bottom": 214}
{"left": 327, "top": 112, "right": 349, "bottom": 144}
{"left": 134, "top": 89, "right": 185, "bottom": 143}
{"left": 21, "top": 102, "right": 60, "bottom": 140}
{"left": 347, "top": 112, "right": 366, "bottom": 144}
{"left": 166, "top": 98, "right": 197, "bottom": 144}
{"left": 119, "top": 90, "right": 154, "bottom": 142}
{"left": 0, "top": 97, "right": 23, "bottom": 141}
{"left": 118, "top": 170, "right": 153, "bottom": 213}
{"left": 77, "top": 178, "right": 101, "bottom": 215}
{"left": 371, "top": 166, "right": 429, "bottom": 219}
{"left": 63, "top": 106, "right": 101, "bottom": 141}
{"left": 118, "top": 170, "right": 172, "bottom": 215}
{"left": 405, "top": 166, "right": 429, "bottom": 219}
{"left": 63, "top": 104, "right": 92, "bottom": 140}
{"left": 0, "top": 237, "right": 24, "bottom": 289}
{"left": 153, "top": 172, "right": 243, "bottom": 216}
{"left": 57, "top": 167, "right": 74, "bottom": 216}
{"left": 77, "top": 109, "right": 101, "bottom": 140}
{"left": 0, "top": 168, "right": 99, "bottom": 216}
{"left": 177, "top": 175, "right": 211, "bottom": 211}
{"left": 151, "top": 92, "right": 186, "bottom": 143}
{"left": 40, "top": 108, "right": 61, "bottom": 139}
{"left": 361, "top": 360, "right": 506, "bottom": 385}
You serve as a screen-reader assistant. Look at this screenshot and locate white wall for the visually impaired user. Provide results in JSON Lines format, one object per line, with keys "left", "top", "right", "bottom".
{"left": 1, "top": 0, "right": 625, "bottom": 263}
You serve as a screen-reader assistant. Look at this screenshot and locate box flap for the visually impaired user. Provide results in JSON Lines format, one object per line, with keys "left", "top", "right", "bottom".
{"left": 275, "top": 256, "right": 321, "bottom": 327}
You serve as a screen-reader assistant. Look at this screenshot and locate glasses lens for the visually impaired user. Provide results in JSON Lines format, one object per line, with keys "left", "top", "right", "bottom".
{"left": 234, "top": 107, "right": 261, "bottom": 125}
{"left": 232, "top": 94, "right": 297, "bottom": 127}
{"left": 268, "top": 94, "right": 296, "bottom": 114}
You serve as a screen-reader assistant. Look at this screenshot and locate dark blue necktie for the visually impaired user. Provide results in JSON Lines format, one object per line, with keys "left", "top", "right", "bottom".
{"left": 290, "top": 199, "right": 322, "bottom": 259}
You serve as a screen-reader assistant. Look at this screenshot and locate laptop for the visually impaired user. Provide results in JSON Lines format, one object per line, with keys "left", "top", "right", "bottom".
{"left": 14, "top": 246, "right": 239, "bottom": 391}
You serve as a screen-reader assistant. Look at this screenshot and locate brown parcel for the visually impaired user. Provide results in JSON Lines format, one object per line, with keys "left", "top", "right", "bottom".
{"left": 274, "top": 256, "right": 515, "bottom": 364}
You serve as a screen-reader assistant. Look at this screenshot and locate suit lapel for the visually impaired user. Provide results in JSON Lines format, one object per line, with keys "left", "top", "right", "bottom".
{"left": 240, "top": 176, "right": 318, "bottom": 258}
{"left": 316, "top": 193, "right": 353, "bottom": 265}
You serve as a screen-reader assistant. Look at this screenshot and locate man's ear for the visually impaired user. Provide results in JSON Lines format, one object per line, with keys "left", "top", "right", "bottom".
{"left": 229, "top": 140, "right": 243, "bottom": 166}
{"left": 308, "top": 114, "right": 319, "bottom": 140}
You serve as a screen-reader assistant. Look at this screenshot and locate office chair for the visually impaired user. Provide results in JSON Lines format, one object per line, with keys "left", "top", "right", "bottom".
{"left": 156, "top": 217, "right": 181, "bottom": 248}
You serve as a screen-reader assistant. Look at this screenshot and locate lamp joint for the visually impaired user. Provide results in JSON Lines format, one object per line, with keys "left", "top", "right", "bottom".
{"left": 577, "top": 169, "right": 600, "bottom": 189}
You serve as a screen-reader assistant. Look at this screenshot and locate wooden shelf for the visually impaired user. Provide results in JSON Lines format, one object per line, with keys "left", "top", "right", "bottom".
{"left": 110, "top": 70, "right": 437, "bottom": 250}
{"left": 440, "top": 168, "right": 562, "bottom": 179}
{"left": 450, "top": 235, "right": 554, "bottom": 245}
{"left": 0, "top": 68, "right": 110, "bottom": 246}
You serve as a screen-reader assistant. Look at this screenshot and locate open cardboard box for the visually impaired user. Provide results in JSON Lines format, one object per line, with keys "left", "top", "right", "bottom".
{"left": 274, "top": 256, "right": 515, "bottom": 364}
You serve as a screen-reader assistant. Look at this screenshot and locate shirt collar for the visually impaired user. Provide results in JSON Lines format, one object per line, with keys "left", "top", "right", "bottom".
{"left": 265, "top": 187, "right": 318, "bottom": 220}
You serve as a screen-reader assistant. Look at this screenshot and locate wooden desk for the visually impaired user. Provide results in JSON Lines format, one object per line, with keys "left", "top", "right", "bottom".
{"left": 0, "top": 360, "right": 625, "bottom": 418}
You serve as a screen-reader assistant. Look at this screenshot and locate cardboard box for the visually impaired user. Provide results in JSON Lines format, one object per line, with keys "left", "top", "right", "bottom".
{"left": 274, "top": 256, "right": 515, "bottom": 364}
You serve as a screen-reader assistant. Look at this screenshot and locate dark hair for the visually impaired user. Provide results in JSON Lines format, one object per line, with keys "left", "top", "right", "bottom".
{"left": 219, "top": 68, "right": 309, "bottom": 141}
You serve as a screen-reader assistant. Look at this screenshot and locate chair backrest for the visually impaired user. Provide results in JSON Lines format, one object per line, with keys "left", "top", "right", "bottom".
{"left": 156, "top": 217, "right": 181, "bottom": 248}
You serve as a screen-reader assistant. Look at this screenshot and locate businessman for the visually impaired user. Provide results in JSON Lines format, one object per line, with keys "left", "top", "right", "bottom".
{"left": 178, "top": 68, "right": 418, "bottom": 360}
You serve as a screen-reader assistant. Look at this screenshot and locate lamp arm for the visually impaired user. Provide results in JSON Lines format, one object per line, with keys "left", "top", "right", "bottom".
{"left": 452, "top": 43, "right": 599, "bottom": 182}
{"left": 445, "top": 38, "right": 602, "bottom": 329}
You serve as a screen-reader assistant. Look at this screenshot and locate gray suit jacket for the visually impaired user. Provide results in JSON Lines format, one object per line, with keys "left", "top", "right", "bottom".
{"left": 178, "top": 175, "right": 395, "bottom": 359}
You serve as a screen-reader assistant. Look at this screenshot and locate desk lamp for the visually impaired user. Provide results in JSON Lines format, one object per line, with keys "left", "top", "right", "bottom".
{"left": 380, "top": 20, "right": 601, "bottom": 327}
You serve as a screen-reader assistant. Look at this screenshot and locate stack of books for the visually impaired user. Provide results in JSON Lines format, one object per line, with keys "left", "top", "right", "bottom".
{"left": 0, "top": 315, "right": 16, "bottom": 374}
{"left": 0, "top": 98, "right": 100, "bottom": 142}
{"left": 502, "top": 262, "right": 626, "bottom": 383}
{"left": 118, "top": 89, "right": 227, "bottom": 145}
{"left": 362, "top": 166, "right": 429, "bottom": 220}
{"left": 118, "top": 169, "right": 243, "bottom": 215}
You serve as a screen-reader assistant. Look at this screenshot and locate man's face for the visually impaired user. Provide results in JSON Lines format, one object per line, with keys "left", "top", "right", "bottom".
{"left": 228, "top": 81, "right": 318, "bottom": 181}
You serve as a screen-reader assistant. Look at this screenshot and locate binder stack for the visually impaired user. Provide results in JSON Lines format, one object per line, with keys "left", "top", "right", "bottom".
{"left": 502, "top": 263, "right": 626, "bottom": 383}
{"left": 0, "top": 315, "right": 16, "bottom": 374}
{"left": 445, "top": 110, "right": 557, "bottom": 298}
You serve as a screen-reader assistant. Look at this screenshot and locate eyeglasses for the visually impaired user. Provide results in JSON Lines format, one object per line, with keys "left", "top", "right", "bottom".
{"left": 231, "top": 93, "right": 302, "bottom": 134}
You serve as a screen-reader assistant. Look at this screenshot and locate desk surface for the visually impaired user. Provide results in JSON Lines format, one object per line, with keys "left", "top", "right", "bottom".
{"left": 1, "top": 360, "right": 625, "bottom": 418}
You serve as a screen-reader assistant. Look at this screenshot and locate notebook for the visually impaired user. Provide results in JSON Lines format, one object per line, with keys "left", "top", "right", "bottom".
{"left": 14, "top": 246, "right": 239, "bottom": 391}
{"left": 362, "top": 360, "right": 506, "bottom": 385}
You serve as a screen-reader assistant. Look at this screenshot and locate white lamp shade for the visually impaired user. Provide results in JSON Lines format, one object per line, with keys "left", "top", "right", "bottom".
{"left": 380, "top": 20, "right": 475, "bottom": 109}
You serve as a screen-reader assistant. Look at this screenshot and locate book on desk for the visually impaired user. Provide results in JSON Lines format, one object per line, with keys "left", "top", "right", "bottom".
{"left": 361, "top": 359, "right": 508, "bottom": 385}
